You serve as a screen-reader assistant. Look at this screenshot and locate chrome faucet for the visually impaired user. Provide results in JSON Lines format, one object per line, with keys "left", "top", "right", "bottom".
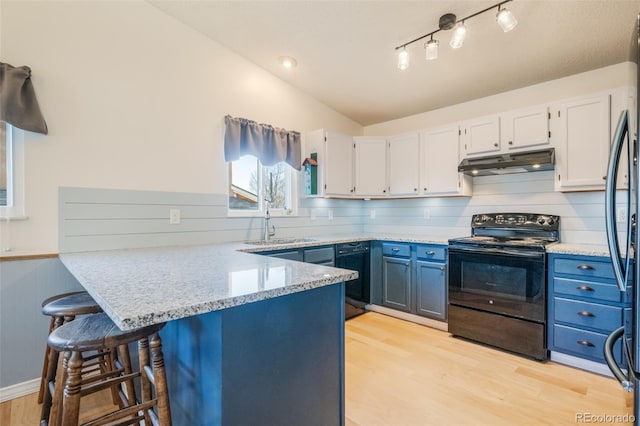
{"left": 263, "top": 200, "right": 276, "bottom": 242}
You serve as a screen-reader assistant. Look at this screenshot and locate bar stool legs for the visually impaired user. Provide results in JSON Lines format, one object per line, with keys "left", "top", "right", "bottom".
{"left": 39, "top": 292, "right": 102, "bottom": 405}
{"left": 43, "top": 313, "right": 171, "bottom": 426}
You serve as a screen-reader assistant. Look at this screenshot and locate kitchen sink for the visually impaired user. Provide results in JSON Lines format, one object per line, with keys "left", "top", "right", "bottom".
{"left": 244, "top": 238, "right": 318, "bottom": 246}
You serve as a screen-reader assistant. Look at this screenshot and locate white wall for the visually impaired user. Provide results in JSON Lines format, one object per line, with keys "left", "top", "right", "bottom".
{"left": 0, "top": 0, "right": 362, "bottom": 255}
{"left": 364, "top": 63, "right": 635, "bottom": 136}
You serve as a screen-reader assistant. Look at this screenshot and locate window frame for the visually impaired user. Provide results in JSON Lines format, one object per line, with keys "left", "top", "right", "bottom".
{"left": 227, "top": 156, "right": 298, "bottom": 218}
{"left": 0, "top": 123, "right": 26, "bottom": 219}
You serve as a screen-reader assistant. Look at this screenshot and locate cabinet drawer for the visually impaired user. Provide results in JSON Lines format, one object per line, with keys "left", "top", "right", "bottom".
{"left": 552, "top": 324, "right": 620, "bottom": 363}
{"left": 415, "top": 245, "right": 446, "bottom": 262}
{"left": 554, "top": 297, "right": 623, "bottom": 333}
{"left": 553, "top": 258, "right": 614, "bottom": 280}
{"left": 552, "top": 277, "right": 629, "bottom": 303}
{"left": 382, "top": 243, "right": 410, "bottom": 258}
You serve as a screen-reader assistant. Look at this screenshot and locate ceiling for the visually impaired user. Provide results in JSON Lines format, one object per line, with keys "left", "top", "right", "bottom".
{"left": 149, "top": 1, "right": 639, "bottom": 126}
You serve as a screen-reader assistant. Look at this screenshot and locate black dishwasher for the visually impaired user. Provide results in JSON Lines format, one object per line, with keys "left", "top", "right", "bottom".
{"left": 336, "top": 241, "right": 370, "bottom": 319}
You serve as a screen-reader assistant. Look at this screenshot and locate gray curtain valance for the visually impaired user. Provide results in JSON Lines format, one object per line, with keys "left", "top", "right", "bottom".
{"left": 0, "top": 62, "right": 48, "bottom": 134}
{"left": 224, "top": 115, "right": 301, "bottom": 170}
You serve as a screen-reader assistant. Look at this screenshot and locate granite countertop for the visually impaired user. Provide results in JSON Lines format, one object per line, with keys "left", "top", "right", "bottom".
{"left": 59, "top": 244, "right": 358, "bottom": 331}
{"left": 59, "top": 232, "right": 613, "bottom": 331}
{"left": 546, "top": 243, "right": 611, "bottom": 257}
{"left": 58, "top": 233, "right": 452, "bottom": 330}
{"left": 234, "top": 233, "right": 452, "bottom": 253}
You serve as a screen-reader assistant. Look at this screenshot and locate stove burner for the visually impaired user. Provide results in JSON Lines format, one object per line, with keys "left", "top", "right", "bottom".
{"left": 449, "top": 213, "right": 560, "bottom": 252}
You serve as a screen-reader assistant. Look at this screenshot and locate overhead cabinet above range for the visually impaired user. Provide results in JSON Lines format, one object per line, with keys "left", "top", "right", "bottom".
{"left": 460, "top": 104, "right": 551, "bottom": 158}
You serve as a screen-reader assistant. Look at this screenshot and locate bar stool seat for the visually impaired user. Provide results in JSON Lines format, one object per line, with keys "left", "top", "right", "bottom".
{"left": 44, "top": 312, "right": 172, "bottom": 426}
{"left": 38, "top": 291, "right": 103, "bottom": 404}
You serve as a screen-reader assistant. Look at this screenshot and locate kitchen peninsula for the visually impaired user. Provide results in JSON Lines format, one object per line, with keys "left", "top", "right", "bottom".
{"left": 59, "top": 244, "right": 357, "bottom": 425}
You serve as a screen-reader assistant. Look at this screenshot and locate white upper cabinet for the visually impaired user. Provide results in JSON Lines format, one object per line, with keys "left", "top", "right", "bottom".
{"left": 354, "top": 136, "right": 387, "bottom": 197}
{"left": 460, "top": 115, "right": 501, "bottom": 157}
{"left": 306, "top": 129, "right": 354, "bottom": 197}
{"left": 388, "top": 132, "right": 421, "bottom": 197}
{"left": 551, "top": 92, "right": 611, "bottom": 191}
{"left": 421, "top": 125, "right": 472, "bottom": 197}
{"left": 501, "top": 105, "right": 550, "bottom": 150}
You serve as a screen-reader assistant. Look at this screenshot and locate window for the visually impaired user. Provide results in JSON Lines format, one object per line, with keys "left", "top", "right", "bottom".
{"left": 0, "top": 122, "right": 25, "bottom": 218}
{"left": 228, "top": 155, "right": 296, "bottom": 216}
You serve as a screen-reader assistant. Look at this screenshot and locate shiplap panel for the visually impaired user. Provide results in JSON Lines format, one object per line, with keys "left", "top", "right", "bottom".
{"left": 362, "top": 172, "right": 611, "bottom": 245}
{"left": 59, "top": 187, "right": 363, "bottom": 252}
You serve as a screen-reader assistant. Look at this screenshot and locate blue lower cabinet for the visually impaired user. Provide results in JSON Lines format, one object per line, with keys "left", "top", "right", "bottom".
{"left": 382, "top": 256, "right": 412, "bottom": 312}
{"left": 416, "top": 260, "right": 447, "bottom": 321}
{"left": 548, "top": 253, "right": 632, "bottom": 367}
{"left": 379, "top": 242, "right": 448, "bottom": 321}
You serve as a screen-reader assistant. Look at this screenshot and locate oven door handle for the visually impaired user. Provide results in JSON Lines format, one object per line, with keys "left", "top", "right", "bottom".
{"left": 448, "top": 246, "right": 544, "bottom": 259}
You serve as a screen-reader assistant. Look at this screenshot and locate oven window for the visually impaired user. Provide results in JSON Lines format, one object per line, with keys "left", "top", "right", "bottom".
{"left": 461, "top": 262, "right": 528, "bottom": 301}
{"left": 448, "top": 248, "right": 546, "bottom": 321}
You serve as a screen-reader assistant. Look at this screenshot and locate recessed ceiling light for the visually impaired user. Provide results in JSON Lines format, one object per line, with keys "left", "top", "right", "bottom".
{"left": 278, "top": 56, "right": 298, "bottom": 69}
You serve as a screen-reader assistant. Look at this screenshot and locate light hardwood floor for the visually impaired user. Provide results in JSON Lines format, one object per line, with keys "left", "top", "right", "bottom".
{"left": 345, "top": 312, "right": 634, "bottom": 425}
{"left": 1, "top": 312, "right": 634, "bottom": 425}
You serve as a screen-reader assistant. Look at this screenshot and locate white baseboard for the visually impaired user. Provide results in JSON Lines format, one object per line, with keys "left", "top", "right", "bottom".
{"left": 0, "top": 378, "right": 39, "bottom": 403}
{"left": 550, "top": 351, "right": 616, "bottom": 378}
{"left": 366, "top": 304, "right": 448, "bottom": 332}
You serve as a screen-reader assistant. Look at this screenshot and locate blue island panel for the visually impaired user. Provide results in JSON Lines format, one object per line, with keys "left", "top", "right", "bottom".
{"left": 161, "top": 283, "right": 345, "bottom": 426}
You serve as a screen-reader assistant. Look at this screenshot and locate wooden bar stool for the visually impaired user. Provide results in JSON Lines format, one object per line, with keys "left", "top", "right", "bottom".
{"left": 39, "top": 292, "right": 103, "bottom": 404}
{"left": 44, "top": 312, "right": 172, "bottom": 426}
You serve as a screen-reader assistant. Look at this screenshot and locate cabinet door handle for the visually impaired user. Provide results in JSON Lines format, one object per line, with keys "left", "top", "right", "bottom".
{"left": 426, "top": 250, "right": 435, "bottom": 256}
{"left": 577, "top": 310, "right": 595, "bottom": 317}
{"left": 493, "top": 143, "right": 498, "bottom": 147}
{"left": 508, "top": 141, "right": 513, "bottom": 145}
{"left": 576, "top": 285, "right": 595, "bottom": 292}
{"left": 577, "top": 340, "right": 595, "bottom": 348}
{"left": 577, "top": 264, "right": 595, "bottom": 270}
{"left": 392, "top": 248, "right": 400, "bottom": 253}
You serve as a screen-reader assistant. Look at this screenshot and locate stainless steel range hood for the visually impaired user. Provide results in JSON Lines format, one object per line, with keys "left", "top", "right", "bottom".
{"left": 458, "top": 148, "right": 555, "bottom": 176}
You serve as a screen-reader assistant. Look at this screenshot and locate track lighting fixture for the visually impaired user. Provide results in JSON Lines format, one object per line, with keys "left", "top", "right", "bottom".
{"left": 394, "top": 0, "right": 518, "bottom": 70}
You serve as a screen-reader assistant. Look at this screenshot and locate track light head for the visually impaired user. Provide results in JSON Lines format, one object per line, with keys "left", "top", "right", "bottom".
{"left": 398, "top": 48, "right": 409, "bottom": 70}
{"left": 425, "top": 39, "right": 439, "bottom": 60}
{"left": 496, "top": 6, "right": 518, "bottom": 32}
{"left": 449, "top": 22, "right": 467, "bottom": 49}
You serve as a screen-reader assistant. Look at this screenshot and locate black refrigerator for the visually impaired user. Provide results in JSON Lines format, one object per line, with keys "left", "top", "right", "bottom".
{"left": 604, "top": 12, "right": 640, "bottom": 424}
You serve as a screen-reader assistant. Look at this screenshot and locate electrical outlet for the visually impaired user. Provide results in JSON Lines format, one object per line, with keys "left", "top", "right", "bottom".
{"left": 328, "top": 210, "right": 334, "bottom": 221}
{"left": 169, "top": 208, "right": 181, "bottom": 225}
{"left": 370, "top": 209, "right": 376, "bottom": 220}
{"left": 617, "top": 207, "right": 627, "bottom": 223}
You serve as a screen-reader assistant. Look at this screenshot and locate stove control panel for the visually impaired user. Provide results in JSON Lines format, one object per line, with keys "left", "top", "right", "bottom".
{"left": 471, "top": 213, "right": 560, "bottom": 230}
